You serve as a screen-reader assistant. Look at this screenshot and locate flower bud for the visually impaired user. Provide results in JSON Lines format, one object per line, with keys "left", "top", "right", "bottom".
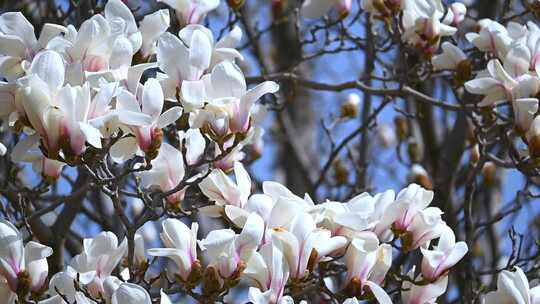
{"left": 407, "top": 140, "right": 421, "bottom": 163}
{"left": 408, "top": 164, "right": 432, "bottom": 189}
{"left": 341, "top": 93, "right": 360, "bottom": 119}
{"left": 333, "top": 159, "right": 349, "bottom": 185}
{"left": 394, "top": 116, "right": 409, "bottom": 140}
{"left": 527, "top": 116, "right": 540, "bottom": 158}
{"left": 455, "top": 60, "right": 472, "bottom": 85}
{"left": 227, "top": 0, "right": 245, "bottom": 10}
{"left": 482, "top": 162, "right": 496, "bottom": 185}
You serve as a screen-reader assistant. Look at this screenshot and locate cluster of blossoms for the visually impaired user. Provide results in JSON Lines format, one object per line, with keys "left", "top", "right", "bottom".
{"left": 0, "top": 180, "right": 467, "bottom": 303}
{"left": 0, "top": 0, "right": 476, "bottom": 303}
{"left": 457, "top": 19, "right": 540, "bottom": 159}
{"left": 0, "top": 0, "right": 276, "bottom": 186}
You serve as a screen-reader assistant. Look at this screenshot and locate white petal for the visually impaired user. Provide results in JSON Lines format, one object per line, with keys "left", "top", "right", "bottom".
{"left": 29, "top": 50, "right": 65, "bottom": 92}
{"left": 157, "top": 106, "right": 182, "bottom": 129}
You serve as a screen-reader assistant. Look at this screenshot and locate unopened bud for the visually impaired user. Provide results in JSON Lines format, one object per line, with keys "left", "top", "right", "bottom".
{"left": 378, "top": 124, "right": 397, "bottom": 148}
{"left": 272, "top": 0, "right": 288, "bottom": 18}
{"left": 333, "top": 159, "right": 349, "bottom": 185}
{"left": 455, "top": 60, "right": 472, "bottom": 85}
{"left": 227, "top": 0, "right": 245, "bottom": 10}
{"left": 340, "top": 93, "right": 360, "bottom": 119}
{"left": 408, "top": 164, "right": 432, "bottom": 189}
{"left": 527, "top": 116, "right": 540, "bottom": 158}
{"left": 482, "top": 162, "right": 496, "bottom": 185}
{"left": 407, "top": 140, "right": 421, "bottom": 163}
{"left": 394, "top": 116, "right": 409, "bottom": 140}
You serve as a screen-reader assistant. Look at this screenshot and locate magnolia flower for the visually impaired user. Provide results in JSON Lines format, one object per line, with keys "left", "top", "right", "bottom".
{"left": 245, "top": 241, "right": 292, "bottom": 304}
{"left": 466, "top": 19, "right": 512, "bottom": 59}
{"left": 185, "top": 61, "right": 279, "bottom": 135}
{"left": 199, "top": 161, "right": 251, "bottom": 215}
{"left": 0, "top": 220, "right": 52, "bottom": 297}
{"left": 402, "top": 269, "right": 449, "bottom": 304}
{"left": 527, "top": 116, "right": 540, "bottom": 157}
{"left": 421, "top": 225, "right": 468, "bottom": 282}
{"left": 311, "top": 192, "right": 379, "bottom": 239}
{"left": 15, "top": 50, "right": 65, "bottom": 156}
{"left": 199, "top": 213, "right": 264, "bottom": 279}
{"left": 178, "top": 128, "right": 206, "bottom": 165}
{"left": 40, "top": 270, "right": 95, "bottom": 304}
{"left": 513, "top": 98, "right": 539, "bottom": 134}
{"left": 138, "top": 143, "right": 186, "bottom": 205}
{"left": 109, "top": 282, "right": 152, "bottom": 304}
{"left": 138, "top": 9, "right": 170, "bottom": 58}
{"left": 442, "top": 2, "right": 467, "bottom": 26}
{"left": 0, "top": 220, "right": 53, "bottom": 300}
{"left": 69, "top": 231, "right": 127, "bottom": 297}
{"left": 11, "top": 137, "right": 65, "bottom": 182}
{"left": 404, "top": 207, "right": 446, "bottom": 251}
{"left": 157, "top": 26, "right": 212, "bottom": 100}
{"left": 431, "top": 42, "right": 467, "bottom": 71}
{"left": 301, "top": 0, "right": 352, "bottom": 18}
{"left": 273, "top": 212, "right": 347, "bottom": 279}
{"left": 59, "top": 0, "right": 142, "bottom": 85}
{"left": 158, "top": 25, "right": 243, "bottom": 102}
{"left": 158, "top": 0, "right": 220, "bottom": 25}
{"left": 465, "top": 59, "right": 540, "bottom": 107}
{"left": 343, "top": 237, "right": 392, "bottom": 304}
{"left": 484, "top": 266, "right": 540, "bottom": 304}
{"left": 377, "top": 183, "right": 434, "bottom": 234}
{"left": 0, "top": 12, "right": 67, "bottom": 81}
{"left": 111, "top": 78, "right": 182, "bottom": 161}
{"left": 402, "top": 0, "right": 457, "bottom": 55}
{"left": 148, "top": 219, "right": 199, "bottom": 282}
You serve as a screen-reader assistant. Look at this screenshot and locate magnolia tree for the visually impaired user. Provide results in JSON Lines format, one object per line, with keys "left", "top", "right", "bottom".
{"left": 1, "top": 0, "right": 540, "bottom": 303}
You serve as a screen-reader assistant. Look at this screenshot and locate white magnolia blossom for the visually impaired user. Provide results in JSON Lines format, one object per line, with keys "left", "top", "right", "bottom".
{"left": 0, "top": 12, "right": 66, "bottom": 81}
{"left": 0, "top": 2, "right": 475, "bottom": 303}
{"left": 402, "top": 268, "right": 449, "bottom": 304}
{"left": 139, "top": 9, "right": 171, "bottom": 58}
{"left": 158, "top": 0, "right": 220, "bottom": 25}
{"left": 69, "top": 231, "right": 127, "bottom": 298}
{"left": 273, "top": 212, "right": 347, "bottom": 279}
{"left": 245, "top": 241, "right": 292, "bottom": 304}
{"left": 343, "top": 237, "right": 392, "bottom": 304}
{"left": 185, "top": 61, "right": 279, "bottom": 135}
{"left": 484, "top": 266, "right": 540, "bottom": 304}
{"left": 420, "top": 225, "right": 468, "bottom": 281}
{"left": 138, "top": 142, "right": 186, "bottom": 205}
{"left": 148, "top": 219, "right": 199, "bottom": 281}
{"left": 0, "top": 220, "right": 52, "bottom": 298}
{"left": 301, "top": 0, "right": 352, "bottom": 18}
{"left": 108, "top": 281, "right": 152, "bottom": 304}
{"left": 199, "top": 213, "right": 264, "bottom": 279}
{"left": 401, "top": 0, "right": 459, "bottom": 55}
{"left": 431, "top": 42, "right": 468, "bottom": 71}
{"left": 199, "top": 161, "right": 251, "bottom": 215}
{"left": 158, "top": 25, "right": 242, "bottom": 102}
